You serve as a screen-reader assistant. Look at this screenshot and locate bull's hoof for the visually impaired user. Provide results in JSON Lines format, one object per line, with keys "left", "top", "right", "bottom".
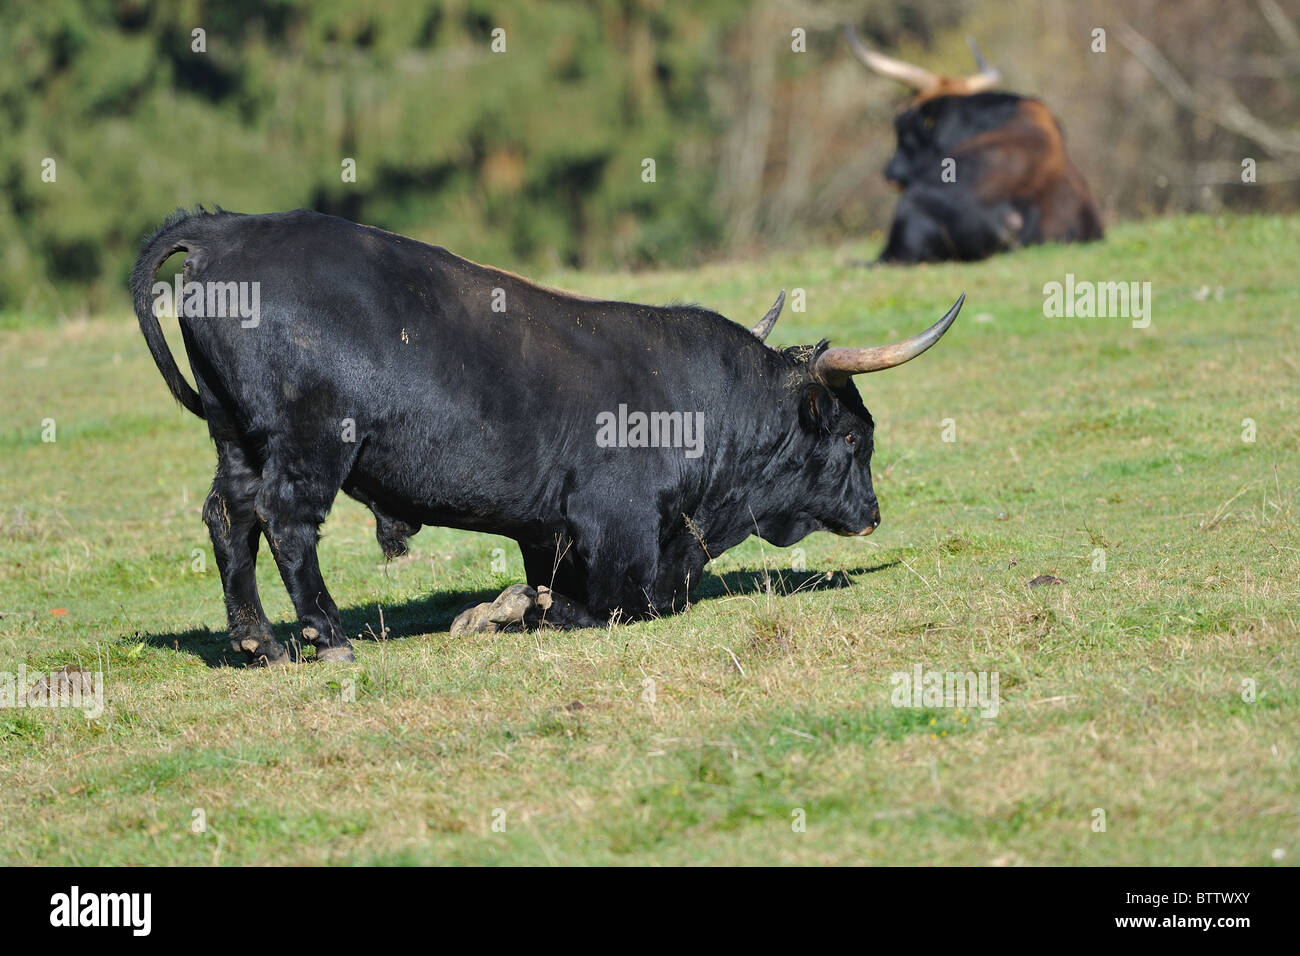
{"left": 449, "top": 584, "right": 602, "bottom": 634}
{"left": 450, "top": 584, "right": 541, "bottom": 636}
{"left": 231, "top": 633, "right": 292, "bottom": 667}
{"left": 449, "top": 602, "right": 495, "bottom": 635}
{"left": 298, "top": 626, "right": 354, "bottom": 662}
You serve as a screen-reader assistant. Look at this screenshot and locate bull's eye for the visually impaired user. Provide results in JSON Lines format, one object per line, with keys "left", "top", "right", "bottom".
{"left": 923, "top": 116, "right": 935, "bottom": 129}
{"left": 845, "top": 433, "right": 857, "bottom": 447}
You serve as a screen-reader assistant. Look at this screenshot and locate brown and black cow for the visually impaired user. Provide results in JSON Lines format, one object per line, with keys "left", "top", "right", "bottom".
{"left": 846, "top": 25, "right": 1103, "bottom": 263}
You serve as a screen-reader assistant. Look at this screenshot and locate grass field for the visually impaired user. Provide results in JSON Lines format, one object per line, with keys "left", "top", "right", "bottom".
{"left": 0, "top": 215, "right": 1296, "bottom": 865}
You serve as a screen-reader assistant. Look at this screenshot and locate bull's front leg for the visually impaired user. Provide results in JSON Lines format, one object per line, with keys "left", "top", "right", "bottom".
{"left": 450, "top": 535, "right": 605, "bottom": 633}
{"left": 450, "top": 517, "right": 689, "bottom": 634}
{"left": 449, "top": 519, "right": 709, "bottom": 633}
{"left": 449, "top": 582, "right": 605, "bottom": 634}
{"left": 881, "top": 186, "right": 1018, "bottom": 262}
{"left": 449, "top": 538, "right": 600, "bottom": 634}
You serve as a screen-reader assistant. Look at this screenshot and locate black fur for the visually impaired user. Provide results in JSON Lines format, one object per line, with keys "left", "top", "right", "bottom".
{"left": 132, "top": 209, "right": 892, "bottom": 661}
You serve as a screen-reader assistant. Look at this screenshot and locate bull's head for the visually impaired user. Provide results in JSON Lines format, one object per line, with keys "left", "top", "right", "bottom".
{"left": 845, "top": 25, "right": 1002, "bottom": 188}
{"left": 748, "top": 291, "right": 964, "bottom": 545}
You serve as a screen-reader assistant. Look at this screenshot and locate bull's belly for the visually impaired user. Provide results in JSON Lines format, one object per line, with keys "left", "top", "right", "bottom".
{"left": 342, "top": 456, "right": 562, "bottom": 542}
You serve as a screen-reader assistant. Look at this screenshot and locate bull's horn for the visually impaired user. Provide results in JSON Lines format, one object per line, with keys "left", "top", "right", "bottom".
{"left": 751, "top": 289, "right": 785, "bottom": 342}
{"left": 963, "top": 37, "right": 1000, "bottom": 92}
{"left": 844, "top": 24, "right": 939, "bottom": 91}
{"left": 814, "top": 293, "right": 964, "bottom": 383}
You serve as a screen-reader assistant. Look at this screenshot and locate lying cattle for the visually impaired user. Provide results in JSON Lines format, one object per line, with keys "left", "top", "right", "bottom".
{"left": 132, "top": 208, "right": 962, "bottom": 664}
{"left": 846, "top": 25, "right": 1103, "bottom": 263}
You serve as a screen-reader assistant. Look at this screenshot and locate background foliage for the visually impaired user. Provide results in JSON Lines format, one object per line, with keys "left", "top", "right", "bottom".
{"left": 3, "top": 0, "right": 1298, "bottom": 315}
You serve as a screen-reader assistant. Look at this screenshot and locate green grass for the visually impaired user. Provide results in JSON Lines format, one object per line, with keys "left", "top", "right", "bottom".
{"left": 0, "top": 214, "right": 1297, "bottom": 865}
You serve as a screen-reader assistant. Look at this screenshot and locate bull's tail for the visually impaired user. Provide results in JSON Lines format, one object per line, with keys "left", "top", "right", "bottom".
{"left": 130, "top": 208, "right": 209, "bottom": 419}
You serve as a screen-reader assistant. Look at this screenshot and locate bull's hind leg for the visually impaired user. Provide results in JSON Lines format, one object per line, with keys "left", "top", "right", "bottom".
{"left": 204, "top": 442, "right": 289, "bottom": 666}
{"left": 255, "top": 446, "right": 355, "bottom": 663}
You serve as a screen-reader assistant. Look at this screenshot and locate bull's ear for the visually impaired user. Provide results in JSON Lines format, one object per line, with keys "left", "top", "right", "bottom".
{"left": 799, "top": 383, "right": 837, "bottom": 434}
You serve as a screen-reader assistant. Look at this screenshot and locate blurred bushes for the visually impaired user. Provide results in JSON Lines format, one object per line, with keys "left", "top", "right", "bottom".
{"left": 2, "top": 0, "right": 1297, "bottom": 316}
{"left": 2, "top": 0, "right": 747, "bottom": 314}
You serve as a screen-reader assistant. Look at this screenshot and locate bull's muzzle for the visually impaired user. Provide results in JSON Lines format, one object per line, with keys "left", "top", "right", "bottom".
{"left": 859, "top": 503, "right": 882, "bottom": 535}
{"left": 847, "top": 505, "right": 881, "bottom": 536}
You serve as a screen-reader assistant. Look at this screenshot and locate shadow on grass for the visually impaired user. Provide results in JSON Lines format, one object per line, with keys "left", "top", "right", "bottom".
{"left": 695, "top": 562, "right": 899, "bottom": 602}
{"left": 140, "top": 562, "right": 899, "bottom": 667}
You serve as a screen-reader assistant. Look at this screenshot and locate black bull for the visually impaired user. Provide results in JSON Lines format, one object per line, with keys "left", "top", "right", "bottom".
{"left": 132, "top": 208, "right": 961, "bottom": 664}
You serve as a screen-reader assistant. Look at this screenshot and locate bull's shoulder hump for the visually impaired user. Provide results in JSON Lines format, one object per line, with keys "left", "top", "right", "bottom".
{"left": 1017, "top": 98, "right": 1066, "bottom": 132}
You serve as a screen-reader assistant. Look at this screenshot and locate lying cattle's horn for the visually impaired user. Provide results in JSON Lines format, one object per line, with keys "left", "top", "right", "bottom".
{"left": 963, "top": 37, "right": 1001, "bottom": 92}
{"left": 814, "top": 293, "right": 964, "bottom": 383}
{"left": 751, "top": 289, "right": 785, "bottom": 342}
{"left": 845, "top": 24, "right": 938, "bottom": 91}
